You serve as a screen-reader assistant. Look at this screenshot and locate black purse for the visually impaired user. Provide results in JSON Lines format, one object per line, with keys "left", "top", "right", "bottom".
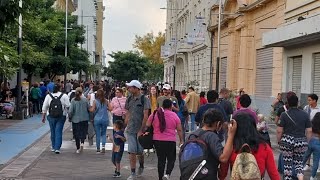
{"left": 138, "top": 110, "right": 157, "bottom": 149}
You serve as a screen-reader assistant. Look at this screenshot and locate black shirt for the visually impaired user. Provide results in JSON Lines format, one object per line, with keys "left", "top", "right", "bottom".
{"left": 279, "top": 108, "right": 311, "bottom": 138}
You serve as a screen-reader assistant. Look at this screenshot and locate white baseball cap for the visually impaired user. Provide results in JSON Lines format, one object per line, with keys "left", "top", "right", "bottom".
{"left": 163, "top": 84, "right": 171, "bottom": 90}
{"left": 126, "top": 80, "right": 142, "bottom": 89}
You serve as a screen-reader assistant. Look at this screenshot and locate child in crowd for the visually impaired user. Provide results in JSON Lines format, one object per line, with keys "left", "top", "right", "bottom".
{"left": 108, "top": 120, "right": 126, "bottom": 178}
{"left": 303, "top": 112, "right": 320, "bottom": 180}
{"left": 257, "top": 114, "right": 271, "bottom": 146}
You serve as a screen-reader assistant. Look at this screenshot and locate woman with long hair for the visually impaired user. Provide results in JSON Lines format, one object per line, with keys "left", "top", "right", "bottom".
{"left": 69, "top": 87, "right": 90, "bottom": 153}
{"left": 219, "top": 113, "right": 280, "bottom": 180}
{"left": 149, "top": 85, "right": 158, "bottom": 113}
{"left": 145, "top": 99, "right": 183, "bottom": 180}
{"left": 89, "top": 89, "right": 111, "bottom": 153}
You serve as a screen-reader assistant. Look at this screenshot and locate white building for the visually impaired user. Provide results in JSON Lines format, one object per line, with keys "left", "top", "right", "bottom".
{"left": 163, "top": 0, "right": 217, "bottom": 91}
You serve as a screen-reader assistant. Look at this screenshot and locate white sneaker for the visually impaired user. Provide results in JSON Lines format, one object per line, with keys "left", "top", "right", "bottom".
{"left": 310, "top": 177, "right": 317, "bottom": 180}
{"left": 317, "top": 168, "right": 320, "bottom": 173}
{"left": 303, "top": 164, "right": 311, "bottom": 171}
{"left": 127, "top": 174, "right": 136, "bottom": 180}
{"left": 55, "top": 150, "right": 60, "bottom": 154}
{"left": 51, "top": 148, "right": 55, "bottom": 152}
{"left": 80, "top": 143, "right": 84, "bottom": 152}
{"left": 162, "top": 174, "right": 170, "bottom": 180}
{"left": 76, "top": 149, "right": 80, "bottom": 153}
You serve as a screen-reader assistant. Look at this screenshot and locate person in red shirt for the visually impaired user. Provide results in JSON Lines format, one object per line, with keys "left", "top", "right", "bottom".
{"left": 199, "top": 91, "right": 208, "bottom": 106}
{"left": 181, "top": 90, "right": 187, "bottom": 100}
{"left": 219, "top": 113, "right": 280, "bottom": 180}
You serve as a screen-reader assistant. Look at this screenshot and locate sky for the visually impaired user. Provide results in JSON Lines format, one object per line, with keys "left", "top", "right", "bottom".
{"left": 102, "top": 0, "right": 167, "bottom": 65}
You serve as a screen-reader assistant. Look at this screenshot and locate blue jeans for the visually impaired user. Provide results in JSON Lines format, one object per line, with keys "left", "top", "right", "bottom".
{"left": 189, "top": 113, "right": 196, "bottom": 131}
{"left": 303, "top": 137, "right": 320, "bottom": 178}
{"left": 47, "top": 115, "right": 66, "bottom": 151}
{"left": 94, "top": 119, "right": 107, "bottom": 150}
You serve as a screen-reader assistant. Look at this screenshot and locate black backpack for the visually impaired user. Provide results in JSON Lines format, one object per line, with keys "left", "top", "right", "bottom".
{"left": 69, "top": 92, "right": 76, "bottom": 102}
{"left": 48, "top": 93, "right": 64, "bottom": 118}
{"left": 179, "top": 130, "right": 212, "bottom": 180}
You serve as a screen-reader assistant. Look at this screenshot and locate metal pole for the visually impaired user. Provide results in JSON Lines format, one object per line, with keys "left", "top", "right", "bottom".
{"left": 209, "top": 31, "right": 214, "bottom": 90}
{"left": 16, "top": 0, "right": 23, "bottom": 114}
{"left": 215, "top": 0, "right": 222, "bottom": 91}
{"left": 172, "top": 4, "right": 178, "bottom": 90}
{"left": 64, "top": 0, "right": 68, "bottom": 89}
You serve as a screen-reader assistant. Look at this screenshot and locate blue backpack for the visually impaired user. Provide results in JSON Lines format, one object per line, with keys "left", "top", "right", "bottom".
{"left": 179, "top": 130, "right": 211, "bottom": 180}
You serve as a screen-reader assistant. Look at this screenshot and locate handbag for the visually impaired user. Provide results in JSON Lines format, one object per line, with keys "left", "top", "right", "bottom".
{"left": 138, "top": 110, "right": 157, "bottom": 149}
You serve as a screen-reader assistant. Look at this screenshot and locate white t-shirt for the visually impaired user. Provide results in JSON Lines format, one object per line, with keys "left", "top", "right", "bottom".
{"left": 304, "top": 105, "right": 320, "bottom": 120}
{"left": 42, "top": 92, "right": 70, "bottom": 116}
{"left": 88, "top": 92, "right": 96, "bottom": 106}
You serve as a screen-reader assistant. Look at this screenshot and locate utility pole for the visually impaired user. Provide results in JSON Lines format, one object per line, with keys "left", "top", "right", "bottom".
{"left": 64, "top": 0, "right": 68, "bottom": 89}
{"left": 215, "top": 0, "right": 222, "bottom": 91}
{"left": 15, "top": 0, "right": 23, "bottom": 119}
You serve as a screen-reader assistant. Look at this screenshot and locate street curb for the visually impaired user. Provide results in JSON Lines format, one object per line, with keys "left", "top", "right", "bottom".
{"left": 0, "top": 122, "right": 71, "bottom": 179}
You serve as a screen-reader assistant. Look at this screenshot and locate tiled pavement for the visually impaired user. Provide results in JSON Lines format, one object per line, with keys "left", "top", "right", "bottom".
{"left": 0, "top": 116, "right": 318, "bottom": 180}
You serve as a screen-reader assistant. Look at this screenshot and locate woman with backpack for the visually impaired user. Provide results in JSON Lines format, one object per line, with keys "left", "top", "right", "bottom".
{"left": 219, "top": 113, "right": 280, "bottom": 180}
{"left": 89, "top": 89, "right": 111, "bottom": 153}
{"left": 145, "top": 99, "right": 184, "bottom": 180}
{"left": 42, "top": 84, "right": 70, "bottom": 154}
{"left": 68, "top": 87, "right": 89, "bottom": 153}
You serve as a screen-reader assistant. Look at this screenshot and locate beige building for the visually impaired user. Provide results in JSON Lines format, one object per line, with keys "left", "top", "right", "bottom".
{"left": 206, "top": 0, "right": 320, "bottom": 115}
{"left": 54, "top": 0, "right": 76, "bottom": 12}
{"left": 95, "top": 0, "right": 104, "bottom": 80}
{"left": 263, "top": 0, "right": 320, "bottom": 106}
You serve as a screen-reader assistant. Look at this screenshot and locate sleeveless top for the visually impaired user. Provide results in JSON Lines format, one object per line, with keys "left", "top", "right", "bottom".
{"left": 94, "top": 99, "right": 109, "bottom": 124}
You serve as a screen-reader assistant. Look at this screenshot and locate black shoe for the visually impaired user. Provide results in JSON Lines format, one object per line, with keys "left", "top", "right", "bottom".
{"left": 113, "top": 172, "right": 121, "bottom": 178}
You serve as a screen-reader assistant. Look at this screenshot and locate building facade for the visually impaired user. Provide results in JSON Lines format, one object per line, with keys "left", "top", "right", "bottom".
{"left": 163, "top": 0, "right": 216, "bottom": 91}
{"left": 70, "top": 0, "right": 104, "bottom": 80}
{"left": 263, "top": 0, "right": 320, "bottom": 106}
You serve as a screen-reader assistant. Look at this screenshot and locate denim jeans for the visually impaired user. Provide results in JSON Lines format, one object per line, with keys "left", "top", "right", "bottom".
{"left": 189, "top": 113, "right": 196, "bottom": 131}
{"left": 47, "top": 115, "right": 66, "bottom": 151}
{"left": 303, "top": 137, "right": 320, "bottom": 178}
{"left": 94, "top": 119, "right": 107, "bottom": 150}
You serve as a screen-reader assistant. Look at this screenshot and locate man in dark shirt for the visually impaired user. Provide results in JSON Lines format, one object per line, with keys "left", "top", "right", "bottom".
{"left": 219, "top": 88, "right": 234, "bottom": 120}
{"left": 195, "top": 90, "right": 227, "bottom": 142}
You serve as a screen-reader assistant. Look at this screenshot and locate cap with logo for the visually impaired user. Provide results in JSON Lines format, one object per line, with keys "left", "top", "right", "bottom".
{"left": 163, "top": 84, "right": 171, "bottom": 90}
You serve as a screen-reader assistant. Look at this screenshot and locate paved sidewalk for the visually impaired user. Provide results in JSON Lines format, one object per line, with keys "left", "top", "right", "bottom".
{"left": 0, "top": 115, "right": 49, "bottom": 166}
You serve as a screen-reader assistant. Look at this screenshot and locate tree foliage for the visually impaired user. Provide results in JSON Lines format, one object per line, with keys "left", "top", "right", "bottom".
{"left": 107, "top": 51, "right": 150, "bottom": 81}
{"left": 0, "top": 0, "right": 90, "bottom": 81}
{"left": 133, "top": 32, "right": 165, "bottom": 82}
{"left": 133, "top": 32, "right": 165, "bottom": 65}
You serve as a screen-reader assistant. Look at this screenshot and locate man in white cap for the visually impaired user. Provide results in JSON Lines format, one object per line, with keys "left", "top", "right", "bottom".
{"left": 124, "top": 80, "right": 151, "bottom": 180}
{"left": 156, "top": 84, "right": 179, "bottom": 112}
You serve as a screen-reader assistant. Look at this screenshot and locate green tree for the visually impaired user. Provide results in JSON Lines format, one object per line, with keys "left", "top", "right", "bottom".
{"left": 133, "top": 32, "right": 165, "bottom": 82}
{"left": 107, "top": 51, "right": 150, "bottom": 81}
{"left": 133, "top": 32, "right": 165, "bottom": 64}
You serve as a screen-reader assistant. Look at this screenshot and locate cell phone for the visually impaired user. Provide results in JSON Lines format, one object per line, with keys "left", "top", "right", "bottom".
{"left": 230, "top": 114, "right": 233, "bottom": 121}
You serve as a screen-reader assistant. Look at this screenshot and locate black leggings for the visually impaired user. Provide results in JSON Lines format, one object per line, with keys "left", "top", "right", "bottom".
{"left": 154, "top": 140, "right": 176, "bottom": 180}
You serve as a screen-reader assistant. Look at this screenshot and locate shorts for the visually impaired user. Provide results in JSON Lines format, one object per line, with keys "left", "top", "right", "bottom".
{"left": 126, "top": 132, "right": 143, "bottom": 154}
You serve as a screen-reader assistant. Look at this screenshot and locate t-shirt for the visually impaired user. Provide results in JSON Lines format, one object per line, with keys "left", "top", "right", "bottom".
{"left": 195, "top": 103, "right": 228, "bottom": 124}
{"left": 191, "top": 129, "right": 223, "bottom": 180}
{"left": 157, "top": 96, "right": 179, "bottom": 109}
{"left": 111, "top": 97, "right": 126, "bottom": 116}
{"left": 148, "top": 109, "right": 181, "bottom": 142}
{"left": 30, "top": 87, "right": 41, "bottom": 100}
{"left": 219, "top": 99, "right": 234, "bottom": 119}
{"left": 279, "top": 108, "right": 311, "bottom": 137}
{"left": 113, "top": 130, "right": 125, "bottom": 152}
{"left": 303, "top": 105, "right": 320, "bottom": 120}
{"left": 125, "top": 94, "right": 151, "bottom": 134}
{"left": 46, "top": 82, "right": 55, "bottom": 93}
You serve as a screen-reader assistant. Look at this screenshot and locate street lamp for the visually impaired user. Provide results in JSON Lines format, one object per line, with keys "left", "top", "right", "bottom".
{"left": 214, "top": 0, "right": 243, "bottom": 91}
{"left": 160, "top": 6, "right": 183, "bottom": 90}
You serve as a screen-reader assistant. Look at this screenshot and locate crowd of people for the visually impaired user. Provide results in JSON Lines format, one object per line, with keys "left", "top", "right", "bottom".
{"left": 30, "top": 77, "right": 320, "bottom": 180}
